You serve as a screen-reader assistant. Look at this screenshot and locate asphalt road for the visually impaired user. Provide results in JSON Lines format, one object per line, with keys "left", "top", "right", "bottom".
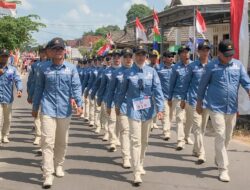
{"left": 0, "top": 75, "right": 250, "bottom": 190}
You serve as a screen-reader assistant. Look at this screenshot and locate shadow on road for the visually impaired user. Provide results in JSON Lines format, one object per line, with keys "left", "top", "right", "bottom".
{"left": 66, "top": 168, "right": 131, "bottom": 183}
{"left": 66, "top": 155, "right": 121, "bottom": 166}
{"left": 145, "top": 165, "right": 217, "bottom": 179}
{"left": 0, "top": 172, "right": 42, "bottom": 186}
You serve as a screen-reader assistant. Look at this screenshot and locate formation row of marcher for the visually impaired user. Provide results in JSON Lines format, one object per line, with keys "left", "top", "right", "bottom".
{"left": 0, "top": 37, "right": 250, "bottom": 188}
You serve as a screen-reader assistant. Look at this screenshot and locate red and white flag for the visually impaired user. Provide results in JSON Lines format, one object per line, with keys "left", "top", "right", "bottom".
{"left": 136, "top": 17, "right": 147, "bottom": 42}
{"left": 0, "top": 1, "right": 16, "bottom": 16}
{"left": 196, "top": 10, "right": 207, "bottom": 38}
{"left": 153, "top": 9, "right": 160, "bottom": 35}
{"left": 231, "top": 0, "right": 250, "bottom": 115}
{"left": 97, "top": 44, "right": 111, "bottom": 56}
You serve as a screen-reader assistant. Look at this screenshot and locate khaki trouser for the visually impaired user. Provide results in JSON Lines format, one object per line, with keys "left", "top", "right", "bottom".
{"left": 89, "top": 96, "right": 95, "bottom": 124}
{"left": 0, "top": 104, "right": 12, "bottom": 139}
{"left": 172, "top": 99, "right": 193, "bottom": 143}
{"left": 129, "top": 119, "right": 153, "bottom": 175}
{"left": 161, "top": 100, "right": 173, "bottom": 137}
{"left": 105, "top": 105, "right": 118, "bottom": 146}
{"left": 34, "top": 108, "right": 42, "bottom": 138}
{"left": 41, "top": 115, "right": 71, "bottom": 177}
{"left": 84, "top": 97, "right": 89, "bottom": 120}
{"left": 209, "top": 110, "right": 237, "bottom": 170}
{"left": 101, "top": 102, "right": 109, "bottom": 135}
{"left": 94, "top": 99, "right": 101, "bottom": 129}
{"left": 186, "top": 104, "right": 209, "bottom": 156}
{"left": 117, "top": 114, "right": 131, "bottom": 160}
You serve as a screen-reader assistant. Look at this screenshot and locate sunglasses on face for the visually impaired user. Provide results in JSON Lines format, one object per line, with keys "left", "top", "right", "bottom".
{"left": 52, "top": 47, "right": 64, "bottom": 51}
{"left": 167, "top": 56, "right": 174, "bottom": 58}
{"left": 123, "top": 55, "right": 132, "bottom": 59}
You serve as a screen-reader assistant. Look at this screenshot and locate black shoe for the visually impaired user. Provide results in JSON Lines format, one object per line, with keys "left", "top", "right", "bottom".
{"left": 164, "top": 137, "right": 170, "bottom": 141}
{"left": 196, "top": 159, "right": 205, "bottom": 165}
{"left": 133, "top": 182, "right": 142, "bottom": 187}
{"left": 176, "top": 146, "right": 183, "bottom": 151}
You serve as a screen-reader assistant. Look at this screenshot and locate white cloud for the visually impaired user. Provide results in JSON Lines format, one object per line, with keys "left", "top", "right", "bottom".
{"left": 123, "top": 0, "right": 148, "bottom": 11}
{"left": 20, "top": 0, "right": 32, "bottom": 10}
{"left": 79, "top": 3, "right": 91, "bottom": 15}
{"left": 66, "top": 9, "right": 80, "bottom": 20}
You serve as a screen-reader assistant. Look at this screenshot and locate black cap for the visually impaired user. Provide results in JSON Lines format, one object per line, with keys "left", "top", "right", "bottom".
{"left": 112, "top": 49, "right": 122, "bottom": 56}
{"left": 49, "top": 37, "right": 66, "bottom": 49}
{"left": 219, "top": 39, "right": 235, "bottom": 57}
{"left": 122, "top": 48, "right": 133, "bottom": 57}
{"left": 135, "top": 45, "right": 147, "bottom": 55}
{"left": 0, "top": 49, "right": 10, "bottom": 56}
{"left": 163, "top": 50, "right": 176, "bottom": 57}
{"left": 97, "top": 55, "right": 103, "bottom": 60}
{"left": 83, "top": 59, "right": 88, "bottom": 64}
{"left": 198, "top": 40, "right": 211, "bottom": 50}
{"left": 149, "top": 50, "right": 159, "bottom": 57}
{"left": 178, "top": 45, "right": 191, "bottom": 54}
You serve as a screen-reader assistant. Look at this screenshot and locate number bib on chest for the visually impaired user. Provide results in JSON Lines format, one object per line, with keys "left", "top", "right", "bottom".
{"left": 132, "top": 96, "right": 151, "bottom": 111}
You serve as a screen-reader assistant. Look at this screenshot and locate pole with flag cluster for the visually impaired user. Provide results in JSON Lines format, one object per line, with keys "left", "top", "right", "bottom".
{"left": 153, "top": 9, "right": 161, "bottom": 51}
{"left": 231, "top": 0, "right": 250, "bottom": 115}
{"left": 97, "top": 32, "right": 113, "bottom": 56}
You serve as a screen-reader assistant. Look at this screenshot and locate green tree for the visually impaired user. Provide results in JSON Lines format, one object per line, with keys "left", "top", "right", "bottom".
{"left": 0, "top": 15, "right": 45, "bottom": 50}
{"left": 83, "top": 25, "right": 120, "bottom": 37}
{"left": 126, "top": 4, "right": 152, "bottom": 24}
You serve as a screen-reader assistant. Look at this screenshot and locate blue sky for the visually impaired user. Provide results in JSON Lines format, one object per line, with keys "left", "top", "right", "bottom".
{"left": 17, "top": 0, "right": 171, "bottom": 45}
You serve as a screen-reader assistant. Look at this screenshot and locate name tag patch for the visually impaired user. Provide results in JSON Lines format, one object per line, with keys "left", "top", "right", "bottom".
{"left": 132, "top": 96, "right": 151, "bottom": 111}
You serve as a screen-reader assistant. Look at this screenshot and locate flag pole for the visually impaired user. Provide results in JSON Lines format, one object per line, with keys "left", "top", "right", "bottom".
{"left": 193, "top": 6, "right": 197, "bottom": 61}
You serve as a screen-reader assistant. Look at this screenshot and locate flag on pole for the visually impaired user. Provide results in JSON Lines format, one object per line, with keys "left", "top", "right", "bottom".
{"left": 0, "top": 1, "right": 16, "bottom": 16}
{"left": 231, "top": 0, "right": 250, "bottom": 115}
{"left": 136, "top": 17, "right": 147, "bottom": 43}
{"left": 97, "top": 44, "right": 111, "bottom": 56}
{"left": 196, "top": 10, "right": 207, "bottom": 38}
{"left": 153, "top": 9, "right": 161, "bottom": 51}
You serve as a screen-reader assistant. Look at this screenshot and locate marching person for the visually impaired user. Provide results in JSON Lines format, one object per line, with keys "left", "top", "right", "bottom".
{"left": 27, "top": 45, "right": 48, "bottom": 146}
{"left": 148, "top": 50, "right": 160, "bottom": 130}
{"left": 85, "top": 57, "right": 98, "bottom": 127}
{"left": 182, "top": 40, "right": 211, "bottom": 164}
{"left": 97, "top": 49, "right": 121, "bottom": 151}
{"left": 32, "top": 38, "right": 83, "bottom": 188}
{"left": 0, "top": 49, "right": 23, "bottom": 145}
{"left": 116, "top": 46, "right": 164, "bottom": 186}
{"left": 91, "top": 52, "right": 112, "bottom": 135}
{"left": 197, "top": 39, "right": 250, "bottom": 182}
{"left": 81, "top": 58, "right": 92, "bottom": 122}
{"left": 168, "top": 45, "right": 194, "bottom": 150}
{"left": 156, "top": 51, "right": 176, "bottom": 141}
{"left": 106, "top": 48, "right": 134, "bottom": 169}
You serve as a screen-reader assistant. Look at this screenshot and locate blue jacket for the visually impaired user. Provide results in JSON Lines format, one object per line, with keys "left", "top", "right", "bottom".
{"left": 156, "top": 63, "right": 173, "bottom": 100}
{"left": 90, "top": 67, "right": 106, "bottom": 99}
{"left": 106, "top": 66, "right": 130, "bottom": 114}
{"left": 182, "top": 60, "right": 208, "bottom": 107}
{"left": 169, "top": 61, "right": 191, "bottom": 100}
{"left": 85, "top": 67, "right": 99, "bottom": 96}
{"left": 97, "top": 66, "right": 120, "bottom": 104}
{"left": 116, "top": 64, "right": 164, "bottom": 121}
{"left": 197, "top": 58, "right": 250, "bottom": 114}
{"left": 27, "top": 60, "right": 44, "bottom": 100}
{"left": 0, "top": 65, "right": 23, "bottom": 104}
{"left": 32, "top": 61, "right": 83, "bottom": 118}
{"left": 81, "top": 67, "right": 92, "bottom": 94}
